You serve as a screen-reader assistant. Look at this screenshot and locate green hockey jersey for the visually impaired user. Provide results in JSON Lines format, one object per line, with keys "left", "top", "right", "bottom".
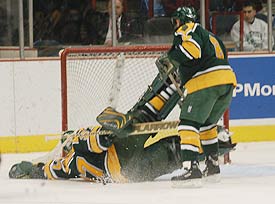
{"left": 168, "top": 22, "right": 237, "bottom": 94}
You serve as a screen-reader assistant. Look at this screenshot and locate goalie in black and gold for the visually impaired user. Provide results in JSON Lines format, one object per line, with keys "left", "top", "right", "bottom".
{"left": 8, "top": 74, "right": 184, "bottom": 183}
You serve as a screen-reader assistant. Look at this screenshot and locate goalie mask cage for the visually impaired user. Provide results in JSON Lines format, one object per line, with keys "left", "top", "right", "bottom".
{"left": 60, "top": 45, "right": 229, "bottom": 132}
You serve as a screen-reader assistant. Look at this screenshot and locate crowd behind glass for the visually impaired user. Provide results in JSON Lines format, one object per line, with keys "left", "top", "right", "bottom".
{"left": 0, "top": 0, "right": 274, "bottom": 57}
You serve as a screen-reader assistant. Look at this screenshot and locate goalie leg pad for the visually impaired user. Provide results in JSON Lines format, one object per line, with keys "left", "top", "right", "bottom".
{"left": 129, "top": 74, "right": 181, "bottom": 122}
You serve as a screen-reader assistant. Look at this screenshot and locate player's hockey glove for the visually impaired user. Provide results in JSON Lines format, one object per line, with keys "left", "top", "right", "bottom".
{"left": 9, "top": 161, "right": 45, "bottom": 179}
{"left": 96, "top": 107, "right": 133, "bottom": 138}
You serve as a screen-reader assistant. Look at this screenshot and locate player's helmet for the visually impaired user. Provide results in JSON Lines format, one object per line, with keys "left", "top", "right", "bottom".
{"left": 171, "top": 7, "right": 197, "bottom": 27}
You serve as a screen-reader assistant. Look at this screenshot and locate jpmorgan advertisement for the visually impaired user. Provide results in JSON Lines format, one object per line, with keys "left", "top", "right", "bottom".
{"left": 229, "top": 55, "right": 275, "bottom": 119}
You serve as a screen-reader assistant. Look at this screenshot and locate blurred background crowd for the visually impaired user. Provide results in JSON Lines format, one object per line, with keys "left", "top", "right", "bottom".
{"left": 0, "top": 0, "right": 274, "bottom": 57}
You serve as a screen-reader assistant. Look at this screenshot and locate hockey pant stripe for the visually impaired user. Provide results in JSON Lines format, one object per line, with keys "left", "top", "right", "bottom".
{"left": 200, "top": 125, "right": 218, "bottom": 146}
{"left": 178, "top": 128, "right": 201, "bottom": 153}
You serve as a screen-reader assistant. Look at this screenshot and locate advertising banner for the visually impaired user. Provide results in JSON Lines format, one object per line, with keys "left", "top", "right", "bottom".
{"left": 229, "top": 55, "right": 275, "bottom": 119}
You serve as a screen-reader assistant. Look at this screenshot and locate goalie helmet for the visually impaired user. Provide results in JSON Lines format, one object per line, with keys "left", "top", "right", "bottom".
{"left": 171, "top": 7, "right": 197, "bottom": 27}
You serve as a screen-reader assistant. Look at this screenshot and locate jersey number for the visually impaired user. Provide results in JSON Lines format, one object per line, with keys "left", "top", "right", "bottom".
{"left": 76, "top": 156, "right": 104, "bottom": 178}
{"left": 209, "top": 35, "right": 224, "bottom": 59}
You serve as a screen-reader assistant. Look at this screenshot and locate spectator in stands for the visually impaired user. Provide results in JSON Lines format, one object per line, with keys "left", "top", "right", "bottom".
{"left": 230, "top": 0, "right": 273, "bottom": 51}
{"left": 140, "top": 0, "right": 166, "bottom": 17}
{"left": 104, "top": 0, "right": 131, "bottom": 46}
{"left": 234, "top": 0, "right": 267, "bottom": 12}
{"left": 81, "top": 8, "right": 109, "bottom": 45}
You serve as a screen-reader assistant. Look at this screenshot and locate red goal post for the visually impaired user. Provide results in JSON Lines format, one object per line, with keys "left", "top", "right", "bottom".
{"left": 60, "top": 45, "right": 230, "bottom": 133}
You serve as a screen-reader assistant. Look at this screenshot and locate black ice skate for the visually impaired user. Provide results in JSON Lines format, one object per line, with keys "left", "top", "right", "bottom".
{"left": 171, "top": 161, "right": 202, "bottom": 188}
{"left": 203, "top": 154, "right": 221, "bottom": 182}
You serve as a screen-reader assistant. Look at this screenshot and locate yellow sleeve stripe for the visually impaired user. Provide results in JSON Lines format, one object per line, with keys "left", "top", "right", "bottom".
{"left": 89, "top": 133, "right": 103, "bottom": 153}
{"left": 62, "top": 150, "right": 75, "bottom": 174}
{"left": 44, "top": 160, "right": 56, "bottom": 180}
{"left": 182, "top": 41, "right": 201, "bottom": 59}
{"left": 88, "top": 126, "right": 104, "bottom": 153}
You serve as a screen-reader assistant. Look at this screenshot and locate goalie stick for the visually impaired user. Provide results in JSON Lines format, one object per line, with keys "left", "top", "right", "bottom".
{"left": 32, "top": 120, "right": 180, "bottom": 164}
{"left": 32, "top": 120, "right": 234, "bottom": 164}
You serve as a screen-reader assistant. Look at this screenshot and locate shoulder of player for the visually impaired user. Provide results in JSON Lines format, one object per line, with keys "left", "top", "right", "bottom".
{"left": 175, "top": 22, "right": 199, "bottom": 36}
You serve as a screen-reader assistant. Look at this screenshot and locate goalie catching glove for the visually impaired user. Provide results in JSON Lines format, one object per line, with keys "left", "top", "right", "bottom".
{"left": 96, "top": 107, "right": 133, "bottom": 138}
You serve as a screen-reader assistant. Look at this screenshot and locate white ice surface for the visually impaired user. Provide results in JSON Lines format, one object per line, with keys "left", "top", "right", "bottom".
{"left": 1, "top": 142, "right": 275, "bottom": 204}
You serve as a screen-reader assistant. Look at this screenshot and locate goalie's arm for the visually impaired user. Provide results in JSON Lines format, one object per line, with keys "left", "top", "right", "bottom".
{"left": 97, "top": 80, "right": 182, "bottom": 138}
{"left": 155, "top": 53, "right": 187, "bottom": 100}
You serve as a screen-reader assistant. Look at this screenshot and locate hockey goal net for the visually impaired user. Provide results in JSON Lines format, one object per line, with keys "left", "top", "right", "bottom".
{"left": 60, "top": 45, "right": 229, "bottom": 132}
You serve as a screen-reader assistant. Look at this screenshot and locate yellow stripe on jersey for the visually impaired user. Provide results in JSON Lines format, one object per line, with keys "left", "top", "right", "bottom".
{"left": 44, "top": 160, "right": 56, "bottom": 180}
{"left": 176, "top": 22, "right": 195, "bottom": 36}
{"left": 178, "top": 129, "right": 201, "bottom": 148}
{"left": 149, "top": 95, "right": 165, "bottom": 111}
{"left": 209, "top": 35, "right": 224, "bottom": 59}
{"left": 182, "top": 41, "right": 201, "bottom": 59}
{"left": 200, "top": 126, "right": 218, "bottom": 140}
{"left": 62, "top": 150, "right": 75, "bottom": 174}
{"left": 185, "top": 69, "right": 237, "bottom": 94}
{"left": 89, "top": 134, "right": 103, "bottom": 153}
{"left": 107, "top": 145, "right": 128, "bottom": 183}
{"left": 88, "top": 126, "right": 104, "bottom": 153}
{"left": 51, "top": 159, "right": 62, "bottom": 171}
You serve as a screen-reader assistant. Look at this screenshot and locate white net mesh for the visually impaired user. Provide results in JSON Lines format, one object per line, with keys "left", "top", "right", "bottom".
{"left": 62, "top": 47, "right": 172, "bottom": 130}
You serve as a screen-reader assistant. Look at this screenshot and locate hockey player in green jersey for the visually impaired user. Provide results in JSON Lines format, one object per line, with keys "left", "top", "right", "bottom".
{"left": 162, "top": 7, "right": 237, "bottom": 184}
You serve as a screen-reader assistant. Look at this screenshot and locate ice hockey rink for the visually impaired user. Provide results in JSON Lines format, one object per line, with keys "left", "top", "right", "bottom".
{"left": 0, "top": 142, "right": 274, "bottom": 204}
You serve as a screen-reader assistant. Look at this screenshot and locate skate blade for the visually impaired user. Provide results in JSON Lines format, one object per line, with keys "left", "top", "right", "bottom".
{"left": 172, "top": 178, "right": 203, "bottom": 188}
{"left": 204, "top": 174, "right": 221, "bottom": 183}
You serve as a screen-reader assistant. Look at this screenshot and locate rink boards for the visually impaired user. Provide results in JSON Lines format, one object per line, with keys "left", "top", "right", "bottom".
{"left": 0, "top": 53, "right": 275, "bottom": 152}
